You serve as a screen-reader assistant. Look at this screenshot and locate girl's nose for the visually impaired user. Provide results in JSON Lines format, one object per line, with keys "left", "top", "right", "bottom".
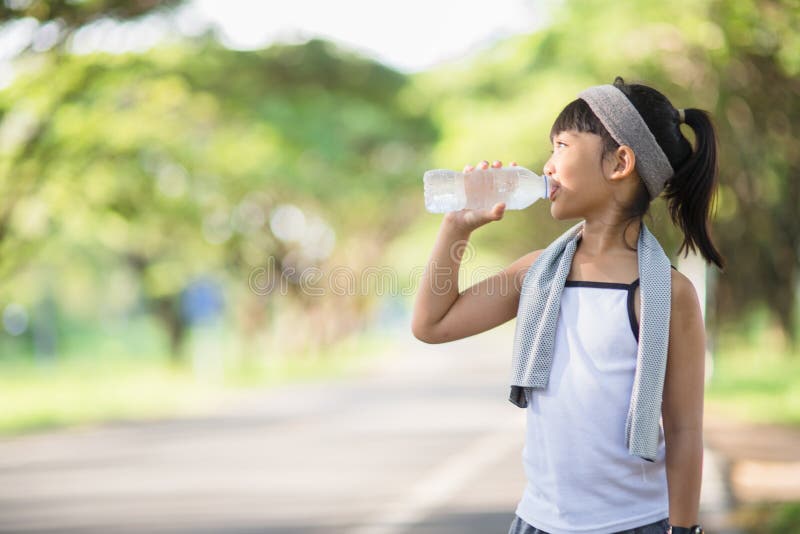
{"left": 543, "top": 158, "right": 555, "bottom": 177}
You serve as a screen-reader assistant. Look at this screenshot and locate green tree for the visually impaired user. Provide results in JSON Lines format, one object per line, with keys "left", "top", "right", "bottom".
{"left": 0, "top": 37, "right": 436, "bottom": 362}
{"left": 0, "top": 0, "right": 182, "bottom": 31}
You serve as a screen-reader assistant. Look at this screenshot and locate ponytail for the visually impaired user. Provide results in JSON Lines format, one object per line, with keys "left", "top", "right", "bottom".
{"left": 662, "top": 108, "right": 726, "bottom": 271}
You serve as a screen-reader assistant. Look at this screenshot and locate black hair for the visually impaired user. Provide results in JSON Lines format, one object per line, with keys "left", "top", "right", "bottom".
{"left": 549, "top": 76, "right": 725, "bottom": 271}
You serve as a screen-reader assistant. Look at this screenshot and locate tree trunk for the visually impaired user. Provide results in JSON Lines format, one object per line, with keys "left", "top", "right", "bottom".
{"left": 154, "top": 296, "right": 188, "bottom": 366}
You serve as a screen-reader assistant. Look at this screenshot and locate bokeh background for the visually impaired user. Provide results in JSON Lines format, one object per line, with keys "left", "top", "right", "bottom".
{"left": 0, "top": 1, "right": 798, "bottom": 532}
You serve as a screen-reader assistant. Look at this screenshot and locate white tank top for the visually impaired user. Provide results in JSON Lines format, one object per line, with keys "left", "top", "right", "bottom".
{"left": 515, "top": 280, "right": 669, "bottom": 534}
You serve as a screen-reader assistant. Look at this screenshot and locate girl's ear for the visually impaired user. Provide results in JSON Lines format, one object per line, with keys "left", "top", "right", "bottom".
{"left": 608, "top": 145, "right": 636, "bottom": 181}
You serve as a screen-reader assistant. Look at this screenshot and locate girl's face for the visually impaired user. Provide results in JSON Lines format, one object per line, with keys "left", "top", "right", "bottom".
{"left": 544, "top": 130, "right": 615, "bottom": 221}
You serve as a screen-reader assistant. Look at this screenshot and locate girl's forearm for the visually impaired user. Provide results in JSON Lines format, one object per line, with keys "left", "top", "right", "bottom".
{"left": 665, "top": 428, "right": 704, "bottom": 527}
{"left": 411, "top": 219, "right": 471, "bottom": 337}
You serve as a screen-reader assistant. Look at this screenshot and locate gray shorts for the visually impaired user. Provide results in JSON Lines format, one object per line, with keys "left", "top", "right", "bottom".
{"left": 507, "top": 515, "right": 670, "bottom": 534}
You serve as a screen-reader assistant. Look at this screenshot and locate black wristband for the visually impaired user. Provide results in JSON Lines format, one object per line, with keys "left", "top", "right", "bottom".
{"left": 670, "top": 526, "right": 702, "bottom": 534}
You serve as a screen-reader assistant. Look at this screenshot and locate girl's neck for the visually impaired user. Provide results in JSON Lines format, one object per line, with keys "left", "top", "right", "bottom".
{"left": 578, "top": 218, "right": 641, "bottom": 257}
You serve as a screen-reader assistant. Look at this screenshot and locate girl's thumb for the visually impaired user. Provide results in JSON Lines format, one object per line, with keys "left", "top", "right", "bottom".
{"left": 492, "top": 202, "right": 506, "bottom": 219}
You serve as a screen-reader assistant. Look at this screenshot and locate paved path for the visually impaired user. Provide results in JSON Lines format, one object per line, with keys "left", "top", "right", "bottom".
{"left": 0, "top": 324, "right": 740, "bottom": 533}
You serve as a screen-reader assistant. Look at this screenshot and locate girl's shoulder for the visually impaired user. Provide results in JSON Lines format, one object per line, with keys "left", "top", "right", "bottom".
{"left": 507, "top": 249, "right": 545, "bottom": 280}
{"left": 670, "top": 268, "right": 701, "bottom": 312}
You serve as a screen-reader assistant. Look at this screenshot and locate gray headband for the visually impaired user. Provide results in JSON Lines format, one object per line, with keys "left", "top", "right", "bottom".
{"left": 578, "top": 85, "right": 674, "bottom": 198}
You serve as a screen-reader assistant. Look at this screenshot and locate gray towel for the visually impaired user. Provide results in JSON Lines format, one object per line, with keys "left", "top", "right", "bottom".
{"left": 509, "top": 220, "right": 672, "bottom": 461}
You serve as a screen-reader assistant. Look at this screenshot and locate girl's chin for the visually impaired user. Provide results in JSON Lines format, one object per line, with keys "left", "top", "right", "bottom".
{"left": 550, "top": 205, "right": 581, "bottom": 222}
{"left": 550, "top": 204, "right": 567, "bottom": 220}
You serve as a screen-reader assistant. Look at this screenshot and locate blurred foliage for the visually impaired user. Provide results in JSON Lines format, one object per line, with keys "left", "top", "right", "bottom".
{"left": 0, "top": 0, "right": 181, "bottom": 28}
{"left": 0, "top": 29, "right": 436, "bottom": 362}
{"left": 0, "top": 0, "right": 182, "bottom": 57}
{"left": 1, "top": 0, "right": 799, "bottom": 373}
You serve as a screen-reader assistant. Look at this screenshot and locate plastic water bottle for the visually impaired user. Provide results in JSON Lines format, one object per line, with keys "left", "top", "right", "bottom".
{"left": 423, "top": 166, "right": 550, "bottom": 213}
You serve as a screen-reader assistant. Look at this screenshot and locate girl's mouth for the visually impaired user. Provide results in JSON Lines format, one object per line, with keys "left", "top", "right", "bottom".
{"left": 549, "top": 182, "right": 561, "bottom": 201}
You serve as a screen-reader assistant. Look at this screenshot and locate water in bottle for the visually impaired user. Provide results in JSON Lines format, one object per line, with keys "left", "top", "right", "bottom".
{"left": 423, "top": 166, "right": 550, "bottom": 213}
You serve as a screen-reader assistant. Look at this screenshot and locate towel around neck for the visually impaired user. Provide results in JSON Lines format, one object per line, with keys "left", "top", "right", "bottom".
{"left": 509, "top": 220, "right": 672, "bottom": 461}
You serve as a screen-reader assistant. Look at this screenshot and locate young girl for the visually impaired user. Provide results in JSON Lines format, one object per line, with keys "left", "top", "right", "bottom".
{"left": 411, "top": 77, "right": 723, "bottom": 534}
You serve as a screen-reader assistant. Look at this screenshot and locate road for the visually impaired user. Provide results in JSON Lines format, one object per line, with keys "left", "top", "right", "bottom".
{"left": 0, "top": 324, "right": 733, "bottom": 533}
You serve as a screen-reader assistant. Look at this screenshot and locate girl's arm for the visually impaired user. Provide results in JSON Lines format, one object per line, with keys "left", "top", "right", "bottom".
{"left": 411, "top": 160, "right": 542, "bottom": 344}
{"left": 662, "top": 269, "right": 706, "bottom": 528}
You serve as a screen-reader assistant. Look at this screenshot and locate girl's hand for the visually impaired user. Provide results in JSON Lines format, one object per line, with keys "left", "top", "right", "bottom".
{"left": 443, "top": 160, "right": 519, "bottom": 232}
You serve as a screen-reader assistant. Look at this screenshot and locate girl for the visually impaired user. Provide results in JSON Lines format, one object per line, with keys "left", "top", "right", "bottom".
{"left": 411, "top": 77, "right": 723, "bottom": 534}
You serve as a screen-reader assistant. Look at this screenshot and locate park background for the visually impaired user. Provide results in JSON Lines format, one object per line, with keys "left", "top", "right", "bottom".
{"left": 0, "top": 0, "right": 798, "bottom": 532}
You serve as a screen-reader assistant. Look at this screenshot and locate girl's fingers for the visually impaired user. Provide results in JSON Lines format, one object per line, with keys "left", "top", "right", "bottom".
{"left": 493, "top": 202, "right": 506, "bottom": 218}
{"left": 464, "top": 159, "right": 514, "bottom": 172}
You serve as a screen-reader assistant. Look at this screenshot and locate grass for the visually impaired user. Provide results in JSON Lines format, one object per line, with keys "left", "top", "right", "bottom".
{"left": 0, "top": 357, "right": 218, "bottom": 435}
{"left": 705, "top": 324, "right": 800, "bottom": 426}
{"left": 734, "top": 502, "right": 800, "bottom": 534}
{"left": 0, "top": 317, "right": 393, "bottom": 437}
